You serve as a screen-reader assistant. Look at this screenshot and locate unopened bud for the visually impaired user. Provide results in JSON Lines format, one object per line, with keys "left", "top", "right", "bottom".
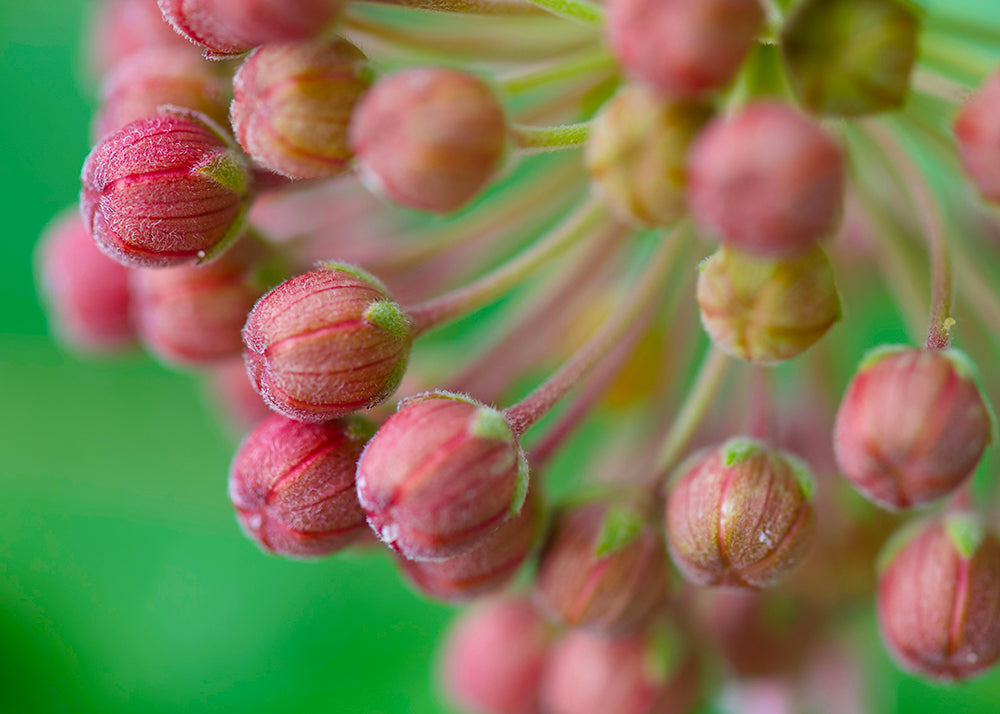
{"left": 955, "top": 70, "right": 1000, "bottom": 204}
{"left": 88, "top": 0, "right": 193, "bottom": 77}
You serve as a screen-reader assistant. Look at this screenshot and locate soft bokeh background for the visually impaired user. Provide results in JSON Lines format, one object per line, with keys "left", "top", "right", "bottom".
{"left": 3, "top": 1, "right": 1000, "bottom": 712}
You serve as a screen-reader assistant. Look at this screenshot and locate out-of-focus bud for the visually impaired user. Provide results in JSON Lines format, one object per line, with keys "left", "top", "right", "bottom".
{"left": 440, "top": 596, "right": 552, "bottom": 714}
{"left": 349, "top": 68, "right": 508, "bottom": 213}
{"left": 666, "top": 438, "right": 816, "bottom": 588}
{"left": 231, "top": 39, "right": 370, "bottom": 179}
{"left": 242, "top": 263, "right": 412, "bottom": 422}
{"left": 534, "top": 500, "right": 668, "bottom": 635}
{"left": 93, "top": 47, "right": 229, "bottom": 140}
{"left": 877, "top": 513, "right": 1000, "bottom": 681}
{"left": 131, "top": 240, "right": 269, "bottom": 367}
{"left": 228, "top": 412, "right": 375, "bottom": 557}
{"left": 158, "top": 0, "right": 343, "bottom": 59}
{"left": 36, "top": 209, "right": 135, "bottom": 353}
{"left": 687, "top": 102, "right": 845, "bottom": 256}
{"left": 202, "top": 358, "right": 273, "bottom": 434}
{"left": 356, "top": 392, "right": 529, "bottom": 561}
{"left": 606, "top": 0, "right": 763, "bottom": 99}
{"left": 697, "top": 245, "right": 841, "bottom": 363}
{"left": 540, "top": 623, "right": 700, "bottom": 714}
{"left": 834, "top": 346, "right": 994, "bottom": 510}
{"left": 955, "top": 70, "right": 1000, "bottom": 203}
{"left": 81, "top": 112, "right": 252, "bottom": 268}
{"left": 399, "top": 486, "right": 542, "bottom": 601}
{"left": 781, "top": 0, "right": 920, "bottom": 117}
{"left": 88, "top": 0, "right": 193, "bottom": 77}
{"left": 585, "top": 85, "right": 711, "bottom": 226}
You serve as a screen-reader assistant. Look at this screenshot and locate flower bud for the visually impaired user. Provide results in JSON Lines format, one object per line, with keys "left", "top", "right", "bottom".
{"left": 81, "top": 112, "right": 252, "bottom": 268}
{"left": 349, "top": 68, "right": 508, "bottom": 213}
{"left": 697, "top": 245, "right": 841, "bottom": 363}
{"left": 877, "top": 514, "right": 1000, "bottom": 681}
{"left": 955, "top": 70, "right": 1000, "bottom": 203}
{"left": 228, "top": 412, "right": 375, "bottom": 557}
{"left": 606, "top": 0, "right": 763, "bottom": 99}
{"left": 585, "top": 85, "right": 711, "bottom": 227}
{"left": 93, "top": 47, "right": 230, "bottom": 140}
{"left": 88, "top": 0, "right": 193, "bottom": 77}
{"left": 780, "top": 0, "right": 920, "bottom": 116}
{"left": 440, "top": 596, "right": 552, "bottom": 714}
{"left": 665, "top": 439, "right": 816, "bottom": 588}
{"left": 534, "top": 500, "right": 669, "bottom": 635}
{"left": 540, "top": 624, "right": 699, "bottom": 714}
{"left": 158, "top": 0, "right": 343, "bottom": 58}
{"left": 131, "top": 240, "right": 268, "bottom": 366}
{"left": 834, "top": 346, "right": 994, "bottom": 509}
{"left": 399, "top": 486, "right": 542, "bottom": 601}
{"left": 202, "top": 358, "right": 273, "bottom": 434}
{"left": 242, "top": 263, "right": 412, "bottom": 422}
{"left": 356, "top": 392, "right": 529, "bottom": 561}
{"left": 36, "top": 209, "right": 135, "bottom": 353}
{"left": 687, "top": 102, "right": 845, "bottom": 256}
{"left": 231, "top": 39, "right": 370, "bottom": 179}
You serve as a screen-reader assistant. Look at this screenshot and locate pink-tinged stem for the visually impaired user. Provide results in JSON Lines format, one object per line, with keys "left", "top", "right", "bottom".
{"left": 503, "top": 223, "right": 688, "bottom": 437}
{"left": 745, "top": 366, "right": 774, "bottom": 442}
{"left": 406, "top": 198, "right": 607, "bottom": 335}
{"left": 862, "top": 121, "right": 954, "bottom": 350}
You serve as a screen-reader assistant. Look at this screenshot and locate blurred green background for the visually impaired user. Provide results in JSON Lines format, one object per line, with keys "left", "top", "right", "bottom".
{"left": 3, "top": 1, "right": 1000, "bottom": 713}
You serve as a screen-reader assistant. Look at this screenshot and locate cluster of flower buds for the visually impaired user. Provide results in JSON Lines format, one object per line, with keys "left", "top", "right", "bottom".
{"left": 35, "top": 0, "right": 1000, "bottom": 709}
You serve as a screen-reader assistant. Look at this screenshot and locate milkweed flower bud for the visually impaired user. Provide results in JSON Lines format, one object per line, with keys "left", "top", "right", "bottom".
{"left": 243, "top": 263, "right": 412, "bottom": 422}
{"left": 666, "top": 439, "right": 816, "bottom": 588}
{"left": 781, "top": 0, "right": 920, "bottom": 117}
{"left": 877, "top": 514, "right": 1000, "bottom": 681}
{"left": 228, "top": 412, "right": 375, "bottom": 557}
{"left": 955, "top": 70, "right": 1000, "bottom": 203}
{"left": 158, "top": 0, "right": 343, "bottom": 59}
{"left": 231, "top": 39, "right": 370, "bottom": 179}
{"left": 697, "top": 245, "right": 841, "bottom": 363}
{"left": 399, "top": 486, "right": 542, "bottom": 601}
{"left": 534, "top": 500, "right": 669, "bottom": 635}
{"left": 131, "top": 240, "right": 268, "bottom": 366}
{"left": 540, "top": 624, "right": 699, "bottom": 714}
{"left": 687, "top": 102, "right": 845, "bottom": 256}
{"left": 585, "top": 85, "right": 711, "bottom": 226}
{"left": 88, "top": 0, "right": 193, "bottom": 77}
{"left": 834, "top": 346, "right": 994, "bottom": 509}
{"left": 36, "top": 209, "right": 135, "bottom": 353}
{"left": 203, "top": 358, "right": 273, "bottom": 433}
{"left": 349, "top": 68, "right": 508, "bottom": 213}
{"left": 81, "top": 112, "right": 252, "bottom": 268}
{"left": 93, "top": 47, "right": 229, "bottom": 140}
{"left": 440, "top": 597, "right": 552, "bottom": 714}
{"left": 606, "top": 0, "right": 764, "bottom": 99}
{"left": 356, "top": 392, "right": 529, "bottom": 561}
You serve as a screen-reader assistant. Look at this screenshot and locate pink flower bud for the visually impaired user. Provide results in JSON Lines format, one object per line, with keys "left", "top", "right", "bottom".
{"left": 36, "top": 209, "right": 135, "bottom": 353}
{"left": 131, "top": 240, "right": 267, "bottom": 366}
{"left": 605, "top": 0, "right": 764, "bottom": 99}
{"left": 955, "top": 70, "right": 1000, "bottom": 203}
{"left": 81, "top": 112, "right": 252, "bottom": 268}
{"left": 834, "top": 346, "right": 994, "bottom": 509}
{"left": 202, "top": 358, "right": 273, "bottom": 434}
{"left": 158, "top": 0, "right": 343, "bottom": 58}
{"left": 697, "top": 245, "right": 841, "bottom": 363}
{"left": 877, "top": 514, "right": 1000, "bottom": 681}
{"left": 231, "top": 39, "right": 370, "bottom": 179}
{"left": 349, "top": 68, "right": 508, "bottom": 213}
{"left": 399, "top": 486, "right": 542, "bottom": 601}
{"left": 540, "top": 624, "right": 700, "bottom": 714}
{"left": 585, "top": 85, "right": 711, "bottom": 227}
{"left": 666, "top": 439, "right": 816, "bottom": 588}
{"left": 440, "top": 597, "right": 552, "bottom": 714}
{"left": 88, "top": 0, "right": 193, "bottom": 77}
{"left": 228, "top": 412, "right": 375, "bottom": 557}
{"left": 93, "top": 47, "right": 230, "bottom": 140}
{"left": 356, "top": 392, "right": 529, "bottom": 561}
{"left": 687, "top": 102, "right": 845, "bottom": 256}
{"left": 242, "top": 264, "right": 413, "bottom": 422}
{"left": 534, "top": 501, "right": 669, "bottom": 635}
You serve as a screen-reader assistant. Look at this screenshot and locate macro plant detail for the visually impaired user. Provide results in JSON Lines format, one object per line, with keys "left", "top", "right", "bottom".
{"left": 32, "top": 0, "right": 1000, "bottom": 711}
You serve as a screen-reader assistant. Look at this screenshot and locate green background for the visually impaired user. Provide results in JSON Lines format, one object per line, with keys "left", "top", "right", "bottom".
{"left": 2, "top": 1, "right": 1000, "bottom": 712}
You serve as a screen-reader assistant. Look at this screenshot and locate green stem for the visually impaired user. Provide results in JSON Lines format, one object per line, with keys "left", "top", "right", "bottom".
{"left": 521, "top": 0, "right": 604, "bottom": 24}
{"left": 920, "top": 32, "right": 994, "bottom": 85}
{"left": 924, "top": 11, "right": 1000, "bottom": 51}
{"left": 500, "top": 48, "right": 617, "bottom": 97}
{"left": 512, "top": 122, "right": 591, "bottom": 153}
